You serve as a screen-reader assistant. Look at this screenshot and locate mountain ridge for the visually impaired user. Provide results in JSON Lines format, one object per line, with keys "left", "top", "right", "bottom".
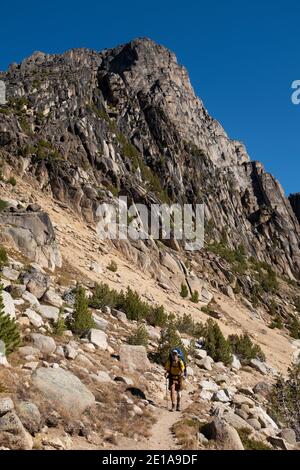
{"left": 0, "top": 37, "right": 300, "bottom": 278}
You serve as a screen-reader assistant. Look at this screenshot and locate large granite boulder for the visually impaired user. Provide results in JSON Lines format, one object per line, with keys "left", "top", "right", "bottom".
{"left": 32, "top": 368, "right": 95, "bottom": 418}
{"left": 0, "top": 206, "right": 61, "bottom": 271}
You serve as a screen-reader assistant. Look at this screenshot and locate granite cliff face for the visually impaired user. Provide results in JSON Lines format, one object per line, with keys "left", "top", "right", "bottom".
{"left": 0, "top": 38, "right": 299, "bottom": 278}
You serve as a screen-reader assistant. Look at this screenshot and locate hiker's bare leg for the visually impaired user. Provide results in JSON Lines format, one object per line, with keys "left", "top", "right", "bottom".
{"left": 176, "top": 391, "right": 181, "bottom": 411}
{"left": 170, "top": 384, "right": 176, "bottom": 410}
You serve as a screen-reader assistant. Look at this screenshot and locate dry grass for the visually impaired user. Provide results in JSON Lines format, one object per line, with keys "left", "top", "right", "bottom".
{"left": 172, "top": 416, "right": 200, "bottom": 449}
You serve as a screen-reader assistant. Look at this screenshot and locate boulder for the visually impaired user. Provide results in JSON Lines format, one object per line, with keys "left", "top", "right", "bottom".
{"left": 200, "top": 380, "right": 219, "bottom": 393}
{"left": 31, "top": 333, "right": 56, "bottom": 355}
{"left": 38, "top": 305, "right": 59, "bottom": 322}
{"left": 2, "top": 267, "right": 19, "bottom": 281}
{"left": 267, "top": 436, "right": 294, "bottom": 451}
{"left": 254, "top": 406, "right": 278, "bottom": 430}
{"left": 195, "top": 349, "right": 207, "bottom": 360}
{"left": 213, "top": 390, "right": 230, "bottom": 403}
{"left": 232, "top": 394, "right": 255, "bottom": 407}
{"left": 112, "top": 309, "right": 127, "bottom": 324}
{"left": 250, "top": 359, "right": 268, "bottom": 375}
{"left": 94, "top": 371, "right": 113, "bottom": 383}
{"left": 235, "top": 409, "right": 249, "bottom": 421}
{"left": 231, "top": 355, "right": 242, "bottom": 371}
{"left": 197, "top": 356, "right": 214, "bottom": 371}
{"left": 119, "top": 345, "right": 150, "bottom": 372}
{"left": 223, "top": 412, "right": 253, "bottom": 431}
{"left": 88, "top": 329, "right": 108, "bottom": 350}
{"left": 2, "top": 291, "right": 15, "bottom": 319}
{"left": 24, "top": 309, "right": 44, "bottom": 328}
{"left": 92, "top": 313, "right": 108, "bottom": 331}
{"left": 18, "top": 346, "right": 41, "bottom": 358}
{"left": 247, "top": 418, "right": 261, "bottom": 431}
{"left": 23, "top": 272, "right": 51, "bottom": 300}
{"left": 200, "top": 390, "right": 213, "bottom": 401}
{"left": 253, "top": 381, "right": 272, "bottom": 398}
{"left": 42, "top": 289, "right": 63, "bottom": 308}
{"left": 0, "top": 411, "right": 33, "bottom": 449}
{"left": 0, "top": 209, "right": 62, "bottom": 271}
{"left": 0, "top": 398, "right": 14, "bottom": 417}
{"left": 64, "top": 344, "right": 78, "bottom": 360}
{"left": 32, "top": 368, "right": 95, "bottom": 418}
{"left": 201, "top": 418, "right": 244, "bottom": 450}
{"left": 22, "top": 291, "right": 40, "bottom": 307}
{"left": 15, "top": 401, "right": 41, "bottom": 434}
{"left": 279, "top": 428, "right": 297, "bottom": 445}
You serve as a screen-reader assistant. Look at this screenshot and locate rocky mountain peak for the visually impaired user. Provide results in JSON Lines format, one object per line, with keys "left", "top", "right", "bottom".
{"left": 0, "top": 38, "right": 299, "bottom": 278}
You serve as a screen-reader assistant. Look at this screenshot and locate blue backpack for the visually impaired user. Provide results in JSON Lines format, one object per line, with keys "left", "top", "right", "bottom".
{"left": 169, "top": 348, "right": 187, "bottom": 378}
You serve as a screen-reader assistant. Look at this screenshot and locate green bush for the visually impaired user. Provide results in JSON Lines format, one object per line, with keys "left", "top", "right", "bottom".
{"left": 53, "top": 308, "right": 67, "bottom": 336}
{"left": 89, "top": 282, "right": 119, "bottom": 309}
{"left": 269, "top": 364, "right": 300, "bottom": 439}
{"left": 180, "top": 283, "right": 189, "bottom": 299}
{"left": 237, "top": 428, "right": 271, "bottom": 450}
{"left": 0, "top": 200, "right": 8, "bottom": 212}
{"left": 288, "top": 316, "right": 300, "bottom": 340}
{"left": 89, "top": 282, "right": 167, "bottom": 327}
{"left": 117, "top": 287, "right": 150, "bottom": 322}
{"left": 251, "top": 260, "right": 279, "bottom": 294}
{"left": 156, "top": 321, "right": 187, "bottom": 365}
{"left": 107, "top": 260, "right": 118, "bottom": 272}
{"left": 202, "top": 319, "right": 232, "bottom": 365}
{"left": 68, "top": 286, "right": 95, "bottom": 336}
{"left": 0, "top": 246, "right": 8, "bottom": 268}
{"left": 128, "top": 324, "right": 149, "bottom": 348}
{"left": 190, "top": 290, "right": 199, "bottom": 304}
{"left": 269, "top": 314, "right": 283, "bottom": 330}
{"left": 228, "top": 333, "right": 265, "bottom": 364}
{"left": 145, "top": 304, "right": 168, "bottom": 328}
{"left": 176, "top": 313, "right": 205, "bottom": 338}
{"left": 0, "top": 284, "right": 21, "bottom": 354}
{"left": 209, "top": 241, "right": 247, "bottom": 274}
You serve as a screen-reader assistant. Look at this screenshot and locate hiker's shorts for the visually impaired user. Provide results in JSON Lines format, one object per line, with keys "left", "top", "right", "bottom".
{"left": 168, "top": 376, "right": 183, "bottom": 392}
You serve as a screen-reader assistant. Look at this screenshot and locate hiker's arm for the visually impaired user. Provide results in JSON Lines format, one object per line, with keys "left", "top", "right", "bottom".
{"left": 164, "top": 360, "right": 170, "bottom": 376}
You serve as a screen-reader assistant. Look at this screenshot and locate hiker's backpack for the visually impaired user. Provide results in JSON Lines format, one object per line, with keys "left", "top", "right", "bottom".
{"left": 169, "top": 348, "right": 188, "bottom": 378}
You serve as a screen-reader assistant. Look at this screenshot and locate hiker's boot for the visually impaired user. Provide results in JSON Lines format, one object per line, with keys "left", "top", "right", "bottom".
{"left": 170, "top": 403, "right": 175, "bottom": 412}
{"left": 176, "top": 400, "right": 181, "bottom": 412}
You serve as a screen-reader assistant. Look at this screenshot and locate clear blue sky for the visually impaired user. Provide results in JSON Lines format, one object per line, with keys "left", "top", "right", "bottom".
{"left": 1, "top": 0, "right": 299, "bottom": 195}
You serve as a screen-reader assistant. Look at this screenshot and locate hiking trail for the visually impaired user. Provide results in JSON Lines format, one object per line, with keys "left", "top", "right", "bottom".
{"left": 116, "top": 399, "right": 190, "bottom": 450}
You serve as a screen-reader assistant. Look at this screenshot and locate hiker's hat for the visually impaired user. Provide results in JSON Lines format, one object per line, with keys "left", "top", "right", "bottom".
{"left": 172, "top": 349, "right": 179, "bottom": 355}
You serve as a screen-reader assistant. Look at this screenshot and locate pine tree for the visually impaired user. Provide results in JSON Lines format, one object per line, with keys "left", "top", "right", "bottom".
{"left": 128, "top": 324, "right": 149, "bottom": 348}
{"left": 180, "top": 283, "right": 189, "bottom": 299}
{"left": 289, "top": 316, "right": 300, "bottom": 340}
{"left": 203, "top": 319, "right": 232, "bottom": 365}
{"left": 68, "top": 286, "right": 95, "bottom": 336}
{"left": 0, "top": 284, "right": 21, "bottom": 354}
{"left": 53, "top": 307, "right": 67, "bottom": 336}
{"left": 0, "top": 246, "right": 8, "bottom": 268}
{"left": 157, "top": 321, "right": 187, "bottom": 365}
{"left": 190, "top": 290, "right": 199, "bottom": 304}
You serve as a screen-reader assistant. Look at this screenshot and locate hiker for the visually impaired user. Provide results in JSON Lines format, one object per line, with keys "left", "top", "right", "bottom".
{"left": 165, "top": 349, "right": 185, "bottom": 412}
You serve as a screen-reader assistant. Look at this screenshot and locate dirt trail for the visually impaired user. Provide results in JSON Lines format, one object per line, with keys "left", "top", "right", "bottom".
{"left": 117, "top": 403, "right": 184, "bottom": 450}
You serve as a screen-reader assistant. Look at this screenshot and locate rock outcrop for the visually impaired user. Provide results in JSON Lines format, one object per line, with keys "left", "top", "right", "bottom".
{"left": 0, "top": 204, "right": 61, "bottom": 271}
{"left": 289, "top": 193, "right": 300, "bottom": 225}
{"left": 0, "top": 38, "right": 299, "bottom": 278}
